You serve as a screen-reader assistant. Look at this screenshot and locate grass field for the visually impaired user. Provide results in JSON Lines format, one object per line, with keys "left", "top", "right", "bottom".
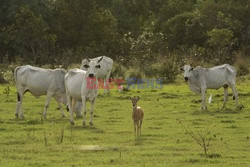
{"left": 0, "top": 79, "right": 250, "bottom": 166}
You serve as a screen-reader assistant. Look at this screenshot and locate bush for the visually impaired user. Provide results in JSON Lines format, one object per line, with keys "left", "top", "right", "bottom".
{"left": 235, "top": 53, "right": 249, "bottom": 76}
{"left": 0, "top": 64, "right": 11, "bottom": 84}
{"left": 0, "top": 73, "right": 8, "bottom": 84}
{"left": 111, "top": 62, "right": 127, "bottom": 78}
{"left": 125, "top": 67, "right": 144, "bottom": 79}
{"left": 147, "top": 56, "right": 179, "bottom": 83}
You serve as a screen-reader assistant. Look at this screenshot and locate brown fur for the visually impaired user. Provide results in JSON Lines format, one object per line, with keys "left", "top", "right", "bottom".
{"left": 131, "top": 96, "right": 144, "bottom": 136}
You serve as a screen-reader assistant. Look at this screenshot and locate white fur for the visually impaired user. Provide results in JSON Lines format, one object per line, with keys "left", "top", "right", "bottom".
{"left": 81, "top": 56, "right": 113, "bottom": 94}
{"left": 14, "top": 65, "right": 67, "bottom": 118}
{"left": 182, "top": 64, "right": 238, "bottom": 109}
{"left": 65, "top": 59, "right": 102, "bottom": 125}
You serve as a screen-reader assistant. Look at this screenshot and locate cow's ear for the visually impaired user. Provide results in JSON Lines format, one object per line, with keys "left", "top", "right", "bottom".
{"left": 136, "top": 96, "right": 140, "bottom": 101}
{"left": 96, "top": 65, "right": 101, "bottom": 69}
{"left": 179, "top": 67, "right": 184, "bottom": 71}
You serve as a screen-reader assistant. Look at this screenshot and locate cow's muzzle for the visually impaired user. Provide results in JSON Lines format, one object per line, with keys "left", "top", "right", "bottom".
{"left": 89, "top": 74, "right": 94, "bottom": 78}
{"left": 184, "top": 77, "right": 188, "bottom": 81}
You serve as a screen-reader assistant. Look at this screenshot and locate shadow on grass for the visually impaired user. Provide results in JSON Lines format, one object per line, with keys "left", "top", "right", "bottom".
{"left": 191, "top": 109, "right": 215, "bottom": 115}
{"left": 134, "top": 136, "right": 145, "bottom": 146}
{"left": 219, "top": 108, "right": 244, "bottom": 114}
{"left": 67, "top": 125, "right": 105, "bottom": 133}
{"left": 191, "top": 107, "right": 244, "bottom": 115}
{"left": 184, "top": 153, "right": 221, "bottom": 164}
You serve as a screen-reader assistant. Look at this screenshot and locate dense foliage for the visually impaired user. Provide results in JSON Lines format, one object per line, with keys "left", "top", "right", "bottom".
{"left": 0, "top": 0, "right": 249, "bottom": 80}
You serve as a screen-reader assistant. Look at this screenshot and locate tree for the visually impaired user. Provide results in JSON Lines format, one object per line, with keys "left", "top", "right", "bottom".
{"left": 4, "top": 5, "right": 56, "bottom": 64}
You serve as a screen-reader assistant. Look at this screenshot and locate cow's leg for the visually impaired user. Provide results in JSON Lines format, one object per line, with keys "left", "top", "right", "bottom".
{"left": 201, "top": 88, "right": 207, "bottom": 110}
{"left": 43, "top": 92, "right": 53, "bottom": 119}
{"left": 222, "top": 85, "right": 228, "bottom": 108}
{"left": 66, "top": 93, "right": 74, "bottom": 125}
{"left": 74, "top": 101, "right": 83, "bottom": 118}
{"left": 104, "top": 70, "right": 112, "bottom": 94}
{"left": 55, "top": 97, "right": 67, "bottom": 118}
{"left": 230, "top": 84, "right": 238, "bottom": 108}
{"left": 81, "top": 97, "right": 87, "bottom": 125}
{"left": 69, "top": 98, "right": 75, "bottom": 125}
{"left": 58, "top": 102, "right": 67, "bottom": 118}
{"left": 89, "top": 98, "right": 96, "bottom": 125}
{"left": 71, "top": 98, "right": 77, "bottom": 116}
{"left": 16, "top": 91, "right": 24, "bottom": 118}
{"left": 103, "top": 78, "right": 108, "bottom": 94}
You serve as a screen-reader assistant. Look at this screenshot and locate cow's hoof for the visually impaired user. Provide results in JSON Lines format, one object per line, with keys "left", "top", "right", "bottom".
{"left": 15, "top": 113, "right": 19, "bottom": 118}
{"left": 200, "top": 106, "right": 207, "bottom": 110}
{"left": 82, "top": 122, "right": 86, "bottom": 126}
{"left": 89, "top": 122, "right": 93, "bottom": 126}
{"left": 236, "top": 105, "right": 244, "bottom": 110}
{"left": 70, "top": 121, "right": 75, "bottom": 125}
{"left": 20, "top": 115, "right": 25, "bottom": 119}
{"left": 76, "top": 114, "right": 83, "bottom": 118}
{"left": 62, "top": 114, "right": 67, "bottom": 118}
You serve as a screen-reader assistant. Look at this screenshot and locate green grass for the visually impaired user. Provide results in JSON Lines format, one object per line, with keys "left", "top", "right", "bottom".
{"left": 0, "top": 80, "right": 250, "bottom": 166}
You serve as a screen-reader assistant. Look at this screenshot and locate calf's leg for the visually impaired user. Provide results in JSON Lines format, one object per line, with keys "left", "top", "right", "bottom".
{"left": 134, "top": 120, "right": 137, "bottom": 137}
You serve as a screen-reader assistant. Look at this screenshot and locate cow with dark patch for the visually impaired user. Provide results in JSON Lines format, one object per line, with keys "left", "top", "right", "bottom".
{"left": 14, "top": 65, "right": 67, "bottom": 118}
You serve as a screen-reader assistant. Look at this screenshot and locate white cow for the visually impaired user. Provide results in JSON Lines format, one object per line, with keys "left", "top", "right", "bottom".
{"left": 180, "top": 64, "right": 238, "bottom": 109}
{"left": 14, "top": 65, "right": 67, "bottom": 118}
{"left": 74, "top": 56, "right": 113, "bottom": 117}
{"left": 81, "top": 56, "right": 113, "bottom": 94}
{"left": 65, "top": 57, "right": 103, "bottom": 125}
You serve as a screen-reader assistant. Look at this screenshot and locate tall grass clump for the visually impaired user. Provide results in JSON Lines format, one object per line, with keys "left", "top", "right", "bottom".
{"left": 177, "top": 119, "right": 215, "bottom": 156}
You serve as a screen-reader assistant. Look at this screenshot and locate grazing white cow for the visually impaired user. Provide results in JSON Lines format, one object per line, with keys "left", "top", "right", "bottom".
{"left": 180, "top": 64, "right": 238, "bottom": 109}
{"left": 65, "top": 57, "right": 103, "bottom": 125}
{"left": 81, "top": 56, "right": 113, "bottom": 94}
{"left": 14, "top": 65, "right": 67, "bottom": 118}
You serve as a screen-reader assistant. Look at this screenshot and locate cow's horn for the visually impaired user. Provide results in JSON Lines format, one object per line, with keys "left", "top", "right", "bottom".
{"left": 98, "top": 56, "right": 103, "bottom": 63}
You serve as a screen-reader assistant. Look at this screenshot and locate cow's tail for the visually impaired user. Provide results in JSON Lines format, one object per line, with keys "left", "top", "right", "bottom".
{"left": 14, "top": 67, "right": 21, "bottom": 101}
